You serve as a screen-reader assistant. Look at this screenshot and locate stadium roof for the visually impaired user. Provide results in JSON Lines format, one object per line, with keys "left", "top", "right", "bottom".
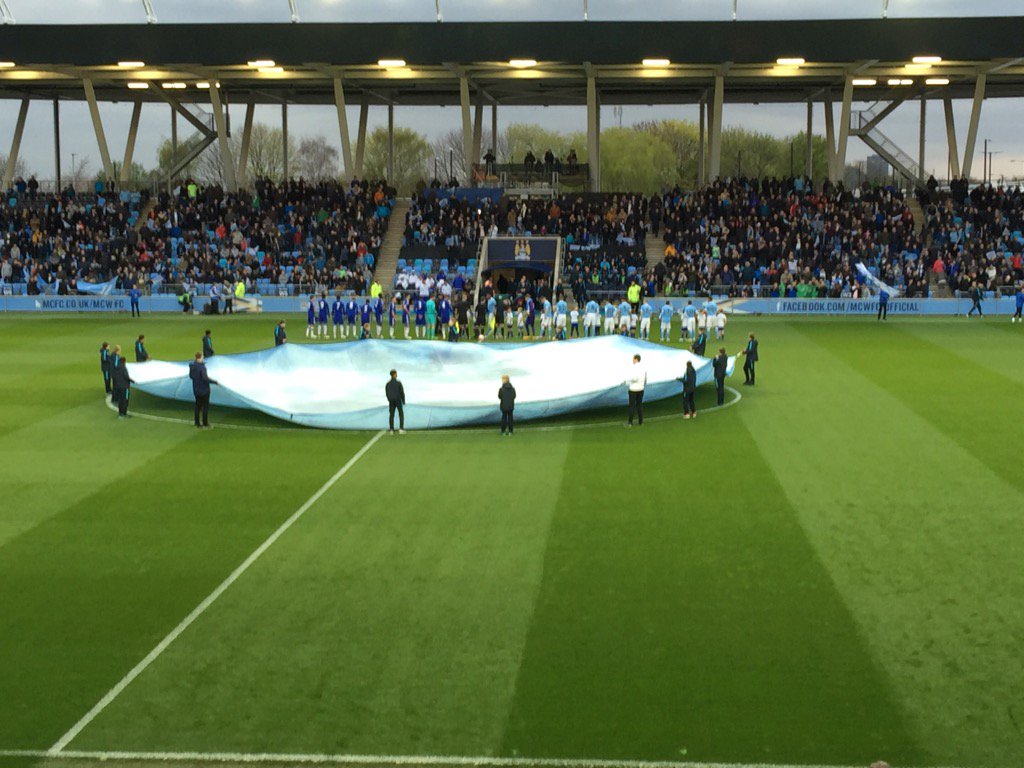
{"left": 1, "top": 17, "right": 1024, "bottom": 106}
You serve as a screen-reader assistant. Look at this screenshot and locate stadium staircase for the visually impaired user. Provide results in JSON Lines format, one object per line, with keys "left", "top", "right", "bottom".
{"left": 133, "top": 196, "right": 156, "bottom": 232}
{"left": 645, "top": 233, "right": 668, "bottom": 294}
{"left": 373, "top": 198, "right": 411, "bottom": 291}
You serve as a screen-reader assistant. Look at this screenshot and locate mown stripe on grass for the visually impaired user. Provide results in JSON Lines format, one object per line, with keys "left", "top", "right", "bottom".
{"left": 749, "top": 321, "right": 1024, "bottom": 767}
{"left": 0, "top": 429, "right": 372, "bottom": 751}
{"left": 500, "top": 416, "right": 918, "bottom": 766}
{"left": 69, "top": 433, "right": 573, "bottom": 758}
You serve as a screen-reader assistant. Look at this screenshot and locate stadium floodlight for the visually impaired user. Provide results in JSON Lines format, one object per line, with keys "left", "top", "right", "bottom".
{"left": 0, "top": 61, "right": 14, "bottom": 68}
{"left": 776, "top": 57, "right": 805, "bottom": 67}
{"left": 288, "top": 0, "right": 299, "bottom": 23}
{"left": 141, "top": 0, "right": 156, "bottom": 24}
{"left": 118, "top": 61, "right": 146, "bottom": 69}
{"left": 162, "top": 82, "right": 187, "bottom": 89}
{"left": 925, "top": 77, "right": 950, "bottom": 86}
{"left": 509, "top": 59, "right": 537, "bottom": 69}
{"left": 642, "top": 58, "right": 671, "bottom": 67}
{"left": 196, "top": 82, "right": 211, "bottom": 89}
{"left": 851, "top": 78, "right": 877, "bottom": 86}
{"left": 912, "top": 55, "right": 942, "bottom": 65}
{"left": 887, "top": 79, "right": 914, "bottom": 86}
{"left": 127, "top": 82, "right": 149, "bottom": 89}
{"left": 378, "top": 59, "right": 406, "bottom": 68}
{"left": 248, "top": 59, "right": 275, "bottom": 68}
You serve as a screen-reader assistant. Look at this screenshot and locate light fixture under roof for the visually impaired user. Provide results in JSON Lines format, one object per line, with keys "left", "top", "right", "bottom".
{"left": 162, "top": 82, "right": 187, "bottom": 89}
{"left": 509, "top": 59, "right": 537, "bottom": 69}
{"left": 118, "top": 61, "right": 145, "bottom": 69}
{"left": 776, "top": 57, "right": 805, "bottom": 66}
{"left": 912, "top": 55, "right": 942, "bottom": 64}
{"left": 888, "top": 78, "right": 914, "bottom": 86}
{"left": 258, "top": 66, "right": 284, "bottom": 74}
{"left": 0, "top": 61, "right": 15, "bottom": 68}
{"left": 378, "top": 59, "right": 406, "bottom": 68}
{"left": 925, "top": 77, "right": 950, "bottom": 86}
{"left": 852, "top": 78, "right": 877, "bottom": 86}
{"left": 642, "top": 58, "right": 671, "bottom": 67}
{"left": 196, "top": 81, "right": 211, "bottom": 89}
{"left": 127, "top": 82, "right": 149, "bottom": 89}
{"left": 247, "top": 59, "right": 275, "bottom": 68}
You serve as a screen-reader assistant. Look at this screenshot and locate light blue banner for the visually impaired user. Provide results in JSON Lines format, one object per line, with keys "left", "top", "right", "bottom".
{"left": 77, "top": 278, "right": 118, "bottom": 295}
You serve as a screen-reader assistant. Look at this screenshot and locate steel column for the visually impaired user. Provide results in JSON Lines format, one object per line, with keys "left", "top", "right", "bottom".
{"left": 805, "top": 100, "right": 813, "bottom": 181}
{"left": 490, "top": 103, "right": 498, "bottom": 161}
{"left": 471, "top": 97, "right": 483, "bottom": 170}
{"left": 282, "top": 102, "right": 289, "bottom": 181}
{"left": 83, "top": 79, "right": 115, "bottom": 183}
{"left": 942, "top": 96, "right": 960, "bottom": 178}
{"left": 333, "top": 76, "right": 354, "bottom": 180}
{"left": 823, "top": 91, "right": 837, "bottom": 181}
{"left": 53, "top": 99, "right": 61, "bottom": 191}
{"left": 708, "top": 74, "right": 724, "bottom": 180}
{"left": 459, "top": 76, "right": 473, "bottom": 184}
{"left": 354, "top": 99, "right": 368, "bottom": 179}
{"left": 834, "top": 77, "right": 854, "bottom": 183}
{"left": 918, "top": 96, "right": 926, "bottom": 179}
{"left": 120, "top": 100, "right": 142, "bottom": 185}
{"left": 387, "top": 102, "right": 394, "bottom": 182}
{"left": 3, "top": 98, "right": 28, "bottom": 192}
{"left": 961, "top": 74, "right": 986, "bottom": 180}
{"left": 697, "top": 98, "right": 705, "bottom": 186}
{"left": 208, "top": 84, "right": 237, "bottom": 191}
{"left": 586, "top": 74, "right": 600, "bottom": 192}
{"left": 237, "top": 101, "right": 255, "bottom": 190}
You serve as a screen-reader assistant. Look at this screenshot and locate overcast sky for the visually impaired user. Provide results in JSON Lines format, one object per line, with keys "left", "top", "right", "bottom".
{"left": 2, "top": 0, "right": 1022, "bottom": 183}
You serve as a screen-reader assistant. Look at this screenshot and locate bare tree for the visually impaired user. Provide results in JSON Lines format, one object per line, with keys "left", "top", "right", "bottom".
{"left": 292, "top": 136, "right": 340, "bottom": 181}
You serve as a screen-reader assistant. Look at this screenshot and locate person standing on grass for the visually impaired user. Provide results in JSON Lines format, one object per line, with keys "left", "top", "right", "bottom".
{"left": 332, "top": 294, "right": 345, "bottom": 339}
{"left": 110, "top": 345, "right": 134, "bottom": 418}
{"left": 129, "top": 284, "right": 142, "bottom": 318}
{"left": 274, "top": 321, "right": 287, "bottom": 346}
{"left": 202, "top": 329, "right": 215, "bottom": 358}
{"left": 498, "top": 375, "right": 516, "bottom": 436}
{"left": 967, "top": 282, "right": 984, "bottom": 317}
{"left": 305, "top": 296, "right": 316, "bottom": 338}
{"left": 658, "top": 301, "right": 675, "bottom": 342}
{"left": 678, "top": 360, "right": 697, "bottom": 419}
{"left": 691, "top": 326, "right": 708, "bottom": 357}
{"left": 134, "top": 334, "right": 149, "bottom": 362}
{"left": 739, "top": 333, "right": 758, "bottom": 386}
{"left": 877, "top": 289, "right": 889, "bottom": 321}
{"left": 100, "top": 341, "right": 112, "bottom": 394}
{"left": 713, "top": 346, "right": 728, "bottom": 406}
{"left": 1014, "top": 284, "right": 1024, "bottom": 323}
{"left": 624, "top": 353, "right": 646, "bottom": 427}
{"left": 386, "top": 369, "right": 406, "bottom": 434}
{"left": 425, "top": 295, "right": 438, "bottom": 340}
{"left": 189, "top": 352, "right": 218, "bottom": 428}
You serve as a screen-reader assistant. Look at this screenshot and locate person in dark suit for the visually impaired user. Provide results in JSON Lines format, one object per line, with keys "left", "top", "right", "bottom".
{"left": 134, "top": 334, "right": 149, "bottom": 362}
{"left": 202, "top": 329, "right": 215, "bottom": 358}
{"left": 740, "top": 333, "right": 759, "bottom": 385}
{"left": 498, "top": 375, "right": 516, "bottom": 436}
{"left": 109, "top": 345, "right": 134, "bottom": 417}
{"left": 967, "top": 282, "right": 984, "bottom": 317}
{"left": 385, "top": 369, "right": 405, "bottom": 434}
{"left": 274, "top": 321, "right": 287, "bottom": 346}
{"left": 100, "top": 341, "right": 112, "bottom": 394}
{"left": 690, "top": 328, "right": 708, "bottom": 356}
{"left": 877, "top": 290, "right": 889, "bottom": 321}
{"left": 677, "top": 360, "right": 697, "bottom": 419}
{"left": 712, "top": 346, "right": 728, "bottom": 405}
{"left": 188, "top": 352, "right": 218, "bottom": 428}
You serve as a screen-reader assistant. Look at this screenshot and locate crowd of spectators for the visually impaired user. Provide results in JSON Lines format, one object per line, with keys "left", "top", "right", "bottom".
{"left": 655, "top": 176, "right": 930, "bottom": 298}
{"left": 920, "top": 179, "right": 1024, "bottom": 294}
{"left": 0, "top": 177, "right": 394, "bottom": 297}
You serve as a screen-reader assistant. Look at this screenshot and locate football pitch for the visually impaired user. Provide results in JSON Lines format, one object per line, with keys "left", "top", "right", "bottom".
{"left": 0, "top": 313, "right": 1021, "bottom": 768}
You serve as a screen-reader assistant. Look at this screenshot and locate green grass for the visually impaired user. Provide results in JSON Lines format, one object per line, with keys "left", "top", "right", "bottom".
{"left": 1, "top": 313, "right": 1022, "bottom": 768}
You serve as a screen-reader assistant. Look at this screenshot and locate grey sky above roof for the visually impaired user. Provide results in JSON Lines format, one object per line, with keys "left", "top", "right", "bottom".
{"left": 6, "top": 0, "right": 1020, "bottom": 24}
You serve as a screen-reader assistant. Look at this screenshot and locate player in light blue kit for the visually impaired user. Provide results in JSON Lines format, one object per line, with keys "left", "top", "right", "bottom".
{"left": 486, "top": 294, "right": 498, "bottom": 336}
{"left": 555, "top": 296, "right": 568, "bottom": 339}
{"left": 617, "top": 298, "right": 632, "bottom": 335}
{"left": 639, "top": 299, "right": 653, "bottom": 340}
{"left": 682, "top": 300, "right": 697, "bottom": 340}
{"left": 658, "top": 302, "right": 675, "bottom": 342}
{"left": 603, "top": 300, "right": 616, "bottom": 335}
{"left": 584, "top": 298, "right": 600, "bottom": 337}
{"left": 540, "top": 297, "right": 554, "bottom": 338}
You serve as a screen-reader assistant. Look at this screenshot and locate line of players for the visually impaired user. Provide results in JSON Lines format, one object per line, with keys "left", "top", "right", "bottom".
{"left": 304, "top": 292, "right": 728, "bottom": 344}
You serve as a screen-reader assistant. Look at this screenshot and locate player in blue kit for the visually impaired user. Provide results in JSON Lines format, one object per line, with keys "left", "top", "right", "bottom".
{"left": 345, "top": 295, "right": 359, "bottom": 335}
{"left": 372, "top": 294, "right": 385, "bottom": 337}
{"left": 438, "top": 296, "right": 453, "bottom": 330}
{"left": 525, "top": 295, "right": 536, "bottom": 336}
{"left": 1013, "top": 283, "right": 1023, "bottom": 323}
{"left": 360, "top": 298, "right": 372, "bottom": 330}
{"left": 414, "top": 296, "right": 427, "bottom": 338}
{"left": 584, "top": 298, "right": 600, "bottom": 337}
{"left": 331, "top": 294, "right": 344, "bottom": 339}
{"left": 388, "top": 296, "right": 399, "bottom": 338}
{"left": 658, "top": 302, "right": 675, "bottom": 342}
{"left": 305, "top": 297, "right": 316, "bottom": 338}
{"left": 639, "top": 299, "right": 653, "bottom": 340}
{"left": 316, "top": 294, "right": 329, "bottom": 338}
{"left": 401, "top": 295, "right": 412, "bottom": 338}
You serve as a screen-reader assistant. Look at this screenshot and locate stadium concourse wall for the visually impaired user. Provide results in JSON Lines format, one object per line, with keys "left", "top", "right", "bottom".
{"left": 0, "top": 294, "right": 1018, "bottom": 315}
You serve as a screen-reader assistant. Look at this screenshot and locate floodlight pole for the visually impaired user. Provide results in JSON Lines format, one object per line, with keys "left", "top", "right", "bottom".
{"left": 288, "top": 0, "right": 299, "bottom": 23}
{"left": 141, "top": 0, "right": 157, "bottom": 23}
{"left": 882, "top": 0, "right": 889, "bottom": 19}
{"left": 435, "top": 0, "right": 442, "bottom": 23}
{"left": 732, "top": 0, "right": 737, "bottom": 21}
{"left": 583, "top": 0, "right": 588, "bottom": 22}
{"left": 0, "top": 0, "right": 14, "bottom": 24}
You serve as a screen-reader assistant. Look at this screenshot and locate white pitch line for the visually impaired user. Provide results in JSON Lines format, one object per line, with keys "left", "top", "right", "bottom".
{"left": 0, "top": 748, "right": 969, "bottom": 768}
{"left": 47, "top": 430, "right": 386, "bottom": 754}
{"left": 106, "top": 387, "right": 743, "bottom": 436}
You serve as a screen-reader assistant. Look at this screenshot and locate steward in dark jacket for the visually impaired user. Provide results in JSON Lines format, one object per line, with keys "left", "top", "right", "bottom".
{"left": 189, "top": 353, "right": 218, "bottom": 428}
{"left": 385, "top": 370, "right": 406, "bottom": 433}
{"left": 498, "top": 376, "right": 516, "bottom": 436}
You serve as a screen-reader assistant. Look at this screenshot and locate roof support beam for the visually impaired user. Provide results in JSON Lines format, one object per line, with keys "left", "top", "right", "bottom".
{"left": 823, "top": 91, "right": 837, "bottom": 180}
{"left": 147, "top": 83, "right": 216, "bottom": 139}
{"left": 459, "top": 75, "right": 473, "bottom": 185}
{"left": 333, "top": 76, "right": 355, "bottom": 180}
{"left": 708, "top": 74, "right": 724, "bottom": 180}
{"left": 387, "top": 101, "right": 394, "bottom": 182}
{"left": 237, "top": 100, "right": 255, "bottom": 190}
{"left": 805, "top": 99, "right": 813, "bottom": 181}
{"left": 961, "top": 73, "right": 986, "bottom": 179}
{"left": 471, "top": 95, "right": 483, "bottom": 170}
{"left": 354, "top": 98, "right": 368, "bottom": 179}
{"left": 209, "top": 84, "right": 238, "bottom": 192}
{"left": 586, "top": 70, "right": 600, "bottom": 192}
{"left": 943, "top": 96, "right": 960, "bottom": 178}
{"left": 834, "top": 76, "right": 854, "bottom": 183}
{"left": 3, "top": 98, "right": 28, "bottom": 192}
{"left": 83, "top": 79, "right": 115, "bottom": 183}
{"left": 120, "top": 99, "right": 142, "bottom": 184}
